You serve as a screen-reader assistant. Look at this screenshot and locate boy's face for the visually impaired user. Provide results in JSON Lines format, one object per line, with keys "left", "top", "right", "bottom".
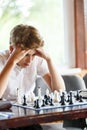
{"left": 18, "top": 49, "right": 36, "bottom": 68}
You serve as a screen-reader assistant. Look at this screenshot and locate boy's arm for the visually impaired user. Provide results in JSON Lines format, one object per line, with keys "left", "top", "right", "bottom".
{"left": 0, "top": 47, "right": 30, "bottom": 98}
{"left": 43, "top": 58, "right": 65, "bottom": 91}
{"left": 36, "top": 47, "right": 65, "bottom": 91}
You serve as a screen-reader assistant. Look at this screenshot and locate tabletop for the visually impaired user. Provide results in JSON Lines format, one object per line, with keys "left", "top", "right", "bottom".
{"left": 0, "top": 102, "right": 87, "bottom": 129}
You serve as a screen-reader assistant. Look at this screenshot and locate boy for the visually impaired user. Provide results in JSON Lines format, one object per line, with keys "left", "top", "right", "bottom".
{"left": 0, "top": 24, "right": 65, "bottom": 130}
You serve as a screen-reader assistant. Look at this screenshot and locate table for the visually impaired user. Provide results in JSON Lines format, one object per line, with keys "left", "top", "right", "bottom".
{"left": 0, "top": 103, "right": 87, "bottom": 129}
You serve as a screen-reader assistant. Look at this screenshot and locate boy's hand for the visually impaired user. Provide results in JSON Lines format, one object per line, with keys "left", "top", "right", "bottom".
{"left": 9, "top": 45, "right": 30, "bottom": 64}
{"left": 36, "top": 47, "right": 51, "bottom": 61}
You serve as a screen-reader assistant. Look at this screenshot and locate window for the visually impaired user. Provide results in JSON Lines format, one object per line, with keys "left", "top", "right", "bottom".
{"left": 0, "top": 0, "right": 75, "bottom": 68}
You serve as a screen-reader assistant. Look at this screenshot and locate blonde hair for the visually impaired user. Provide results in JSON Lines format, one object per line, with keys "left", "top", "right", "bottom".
{"left": 10, "top": 24, "right": 44, "bottom": 49}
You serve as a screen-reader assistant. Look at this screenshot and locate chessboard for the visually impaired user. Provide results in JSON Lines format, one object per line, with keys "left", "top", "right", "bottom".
{"left": 12, "top": 89, "right": 87, "bottom": 111}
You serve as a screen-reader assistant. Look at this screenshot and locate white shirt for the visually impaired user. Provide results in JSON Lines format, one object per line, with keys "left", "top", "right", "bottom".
{"left": 0, "top": 50, "right": 49, "bottom": 100}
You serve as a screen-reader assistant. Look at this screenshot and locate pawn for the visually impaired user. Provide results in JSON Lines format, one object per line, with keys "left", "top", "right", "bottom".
{"left": 41, "top": 100, "right": 46, "bottom": 107}
{"left": 67, "top": 95, "right": 70, "bottom": 102}
{"left": 36, "top": 99, "right": 40, "bottom": 108}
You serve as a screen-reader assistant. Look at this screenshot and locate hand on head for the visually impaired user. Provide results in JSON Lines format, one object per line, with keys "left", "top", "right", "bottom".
{"left": 10, "top": 44, "right": 50, "bottom": 65}
{"left": 35, "top": 47, "right": 50, "bottom": 61}
{"left": 9, "top": 44, "right": 30, "bottom": 64}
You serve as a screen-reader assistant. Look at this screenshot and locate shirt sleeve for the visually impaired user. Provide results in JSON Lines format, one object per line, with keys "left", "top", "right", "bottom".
{"left": 0, "top": 50, "right": 9, "bottom": 72}
{"left": 37, "top": 57, "right": 49, "bottom": 76}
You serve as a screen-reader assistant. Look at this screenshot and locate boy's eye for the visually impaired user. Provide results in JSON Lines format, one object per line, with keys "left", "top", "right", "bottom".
{"left": 26, "top": 54, "right": 30, "bottom": 57}
{"left": 25, "top": 53, "right": 36, "bottom": 57}
{"left": 33, "top": 54, "right": 36, "bottom": 56}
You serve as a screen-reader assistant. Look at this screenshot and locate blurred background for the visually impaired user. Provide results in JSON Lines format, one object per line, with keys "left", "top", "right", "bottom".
{"left": 0, "top": 0, "right": 86, "bottom": 74}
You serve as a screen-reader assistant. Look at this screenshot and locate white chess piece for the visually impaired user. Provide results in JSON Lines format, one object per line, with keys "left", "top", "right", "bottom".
{"left": 38, "top": 87, "right": 42, "bottom": 98}
{"left": 53, "top": 90, "right": 59, "bottom": 102}
{"left": 27, "top": 92, "right": 35, "bottom": 103}
{"left": 16, "top": 88, "right": 22, "bottom": 104}
{"left": 46, "top": 89, "right": 49, "bottom": 96}
{"left": 37, "top": 87, "right": 42, "bottom": 107}
{"left": 31, "top": 92, "right": 35, "bottom": 103}
{"left": 27, "top": 93, "right": 31, "bottom": 103}
{"left": 50, "top": 92, "right": 54, "bottom": 99}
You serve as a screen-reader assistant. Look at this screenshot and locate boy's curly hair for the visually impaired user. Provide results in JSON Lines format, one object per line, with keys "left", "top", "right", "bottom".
{"left": 10, "top": 24, "right": 44, "bottom": 49}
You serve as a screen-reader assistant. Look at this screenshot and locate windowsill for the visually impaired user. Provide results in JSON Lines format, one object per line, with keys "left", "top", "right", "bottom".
{"left": 59, "top": 67, "right": 87, "bottom": 77}
{"left": 59, "top": 68, "right": 81, "bottom": 75}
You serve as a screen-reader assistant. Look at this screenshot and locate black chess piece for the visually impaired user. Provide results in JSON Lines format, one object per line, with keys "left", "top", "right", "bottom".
{"left": 67, "top": 95, "right": 70, "bottom": 102}
{"left": 61, "top": 92, "right": 66, "bottom": 105}
{"left": 41, "top": 99, "right": 46, "bottom": 107}
{"left": 49, "top": 98, "right": 54, "bottom": 106}
{"left": 76, "top": 90, "right": 80, "bottom": 100}
{"left": 22, "top": 95, "right": 27, "bottom": 106}
{"left": 44, "top": 95, "right": 48, "bottom": 99}
{"left": 69, "top": 91, "right": 73, "bottom": 105}
{"left": 79, "top": 95, "right": 83, "bottom": 102}
{"left": 44, "top": 95, "right": 50, "bottom": 105}
{"left": 45, "top": 98, "right": 49, "bottom": 105}
{"left": 35, "top": 99, "right": 40, "bottom": 108}
{"left": 33, "top": 100, "right": 37, "bottom": 108}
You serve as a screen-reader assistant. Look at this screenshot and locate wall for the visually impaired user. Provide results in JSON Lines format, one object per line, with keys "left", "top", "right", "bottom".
{"left": 63, "top": 0, "right": 75, "bottom": 68}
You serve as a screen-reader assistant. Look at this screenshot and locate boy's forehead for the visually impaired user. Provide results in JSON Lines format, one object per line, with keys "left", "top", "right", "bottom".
{"left": 28, "top": 49, "right": 36, "bottom": 54}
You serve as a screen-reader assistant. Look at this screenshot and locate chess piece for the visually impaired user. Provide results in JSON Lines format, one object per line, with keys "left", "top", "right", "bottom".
{"left": 76, "top": 90, "right": 80, "bottom": 100}
{"left": 34, "top": 100, "right": 37, "bottom": 108}
{"left": 36, "top": 99, "right": 40, "bottom": 108}
{"left": 31, "top": 92, "right": 35, "bottom": 103}
{"left": 44, "top": 94, "right": 48, "bottom": 99}
{"left": 46, "top": 89, "right": 49, "bottom": 96}
{"left": 34, "top": 99, "right": 40, "bottom": 108}
{"left": 44, "top": 95, "right": 49, "bottom": 105}
{"left": 53, "top": 90, "right": 59, "bottom": 102}
{"left": 17, "top": 88, "right": 22, "bottom": 104}
{"left": 17, "top": 88, "right": 19, "bottom": 102}
{"left": 79, "top": 95, "right": 83, "bottom": 102}
{"left": 22, "top": 95, "right": 27, "bottom": 106}
{"left": 44, "top": 94, "right": 50, "bottom": 105}
{"left": 37, "top": 87, "right": 42, "bottom": 100}
{"left": 60, "top": 92, "right": 66, "bottom": 105}
{"left": 50, "top": 98, "right": 54, "bottom": 106}
{"left": 41, "top": 100, "right": 46, "bottom": 107}
{"left": 67, "top": 95, "right": 70, "bottom": 102}
{"left": 50, "top": 92, "right": 54, "bottom": 99}
{"left": 69, "top": 91, "right": 73, "bottom": 105}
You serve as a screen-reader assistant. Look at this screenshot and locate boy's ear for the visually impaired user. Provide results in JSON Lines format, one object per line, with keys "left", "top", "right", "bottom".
{"left": 9, "top": 45, "right": 14, "bottom": 53}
